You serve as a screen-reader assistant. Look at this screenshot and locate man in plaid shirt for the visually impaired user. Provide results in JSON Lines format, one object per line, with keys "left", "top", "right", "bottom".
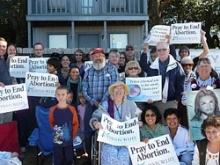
{"left": 82, "top": 48, "right": 119, "bottom": 161}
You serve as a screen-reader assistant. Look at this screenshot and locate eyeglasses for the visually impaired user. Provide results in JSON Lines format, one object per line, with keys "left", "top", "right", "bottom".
{"left": 157, "top": 49, "right": 167, "bottom": 52}
{"left": 128, "top": 67, "right": 138, "bottom": 70}
{"left": 182, "top": 64, "right": 193, "bottom": 67}
{"left": 145, "top": 114, "right": 156, "bottom": 117}
{"left": 205, "top": 131, "right": 219, "bottom": 135}
{"left": 198, "top": 65, "right": 210, "bottom": 68}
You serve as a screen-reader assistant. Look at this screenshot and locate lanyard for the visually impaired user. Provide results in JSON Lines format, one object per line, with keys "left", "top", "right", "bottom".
{"left": 114, "top": 104, "right": 122, "bottom": 120}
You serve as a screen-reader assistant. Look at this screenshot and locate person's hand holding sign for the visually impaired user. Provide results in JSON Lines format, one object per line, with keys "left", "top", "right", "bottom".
{"left": 142, "top": 138, "right": 149, "bottom": 144}
{"left": 93, "top": 121, "right": 103, "bottom": 129}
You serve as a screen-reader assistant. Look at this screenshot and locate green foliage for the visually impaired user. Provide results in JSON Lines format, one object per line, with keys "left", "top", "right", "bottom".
{"left": 0, "top": 0, "right": 27, "bottom": 47}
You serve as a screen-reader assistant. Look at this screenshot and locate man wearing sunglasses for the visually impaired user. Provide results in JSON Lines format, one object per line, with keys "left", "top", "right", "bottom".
{"left": 147, "top": 42, "right": 185, "bottom": 123}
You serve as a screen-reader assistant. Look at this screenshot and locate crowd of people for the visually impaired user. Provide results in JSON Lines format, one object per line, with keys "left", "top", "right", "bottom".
{"left": 0, "top": 29, "right": 220, "bottom": 165}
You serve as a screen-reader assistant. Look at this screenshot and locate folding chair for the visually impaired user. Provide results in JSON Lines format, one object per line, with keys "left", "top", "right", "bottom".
{"left": 28, "top": 106, "right": 53, "bottom": 165}
{"left": 0, "top": 121, "right": 21, "bottom": 156}
{"left": 0, "top": 121, "right": 22, "bottom": 164}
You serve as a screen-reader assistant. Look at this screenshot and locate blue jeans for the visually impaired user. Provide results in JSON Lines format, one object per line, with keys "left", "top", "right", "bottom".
{"left": 180, "top": 152, "right": 193, "bottom": 165}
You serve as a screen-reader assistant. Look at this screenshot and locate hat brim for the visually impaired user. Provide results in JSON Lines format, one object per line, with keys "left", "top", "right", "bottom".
{"left": 108, "top": 81, "right": 130, "bottom": 96}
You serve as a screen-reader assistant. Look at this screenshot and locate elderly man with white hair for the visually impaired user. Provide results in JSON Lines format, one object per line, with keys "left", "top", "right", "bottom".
{"left": 147, "top": 42, "right": 185, "bottom": 123}
{"left": 82, "top": 47, "right": 119, "bottom": 162}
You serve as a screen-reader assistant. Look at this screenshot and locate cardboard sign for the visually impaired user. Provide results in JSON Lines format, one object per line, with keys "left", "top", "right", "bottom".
{"left": 9, "top": 56, "right": 29, "bottom": 78}
{"left": 0, "top": 84, "right": 29, "bottom": 114}
{"left": 25, "top": 72, "right": 58, "bottom": 97}
{"left": 97, "top": 114, "right": 140, "bottom": 146}
{"left": 29, "top": 58, "right": 49, "bottom": 73}
{"left": 128, "top": 135, "right": 180, "bottom": 165}
{"left": 126, "top": 76, "right": 162, "bottom": 102}
{"left": 171, "top": 22, "right": 201, "bottom": 44}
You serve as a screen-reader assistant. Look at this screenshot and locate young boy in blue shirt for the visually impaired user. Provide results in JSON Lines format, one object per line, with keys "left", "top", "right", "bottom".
{"left": 49, "top": 85, "right": 79, "bottom": 165}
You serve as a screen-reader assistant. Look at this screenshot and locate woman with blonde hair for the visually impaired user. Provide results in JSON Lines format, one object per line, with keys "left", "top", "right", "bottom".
{"left": 90, "top": 81, "right": 142, "bottom": 165}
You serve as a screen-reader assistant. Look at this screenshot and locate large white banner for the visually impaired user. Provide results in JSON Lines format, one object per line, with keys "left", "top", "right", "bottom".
{"left": 97, "top": 114, "right": 140, "bottom": 146}
{"left": 128, "top": 135, "right": 180, "bottom": 165}
{"left": 0, "top": 84, "right": 29, "bottom": 114}
{"left": 190, "top": 49, "right": 220, "bottom": 74}
{"left": 25, "top": 72, "right": 58, "bottom": 97}
{"left": 143, "top": 25, "right": 171, "bottom": 46}
{"left": 171, "top": 22, "right": 201, "bottom": 44}
{"left": 29, "top": 58, "right": 49, "bottom": 73}
{"left": 9, "top": 56, "right": 29, "bottom": 78}
{"left": 126, "top": 76, "right": 162, "bottom": 102}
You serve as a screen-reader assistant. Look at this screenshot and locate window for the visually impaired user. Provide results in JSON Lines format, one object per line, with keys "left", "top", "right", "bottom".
{"left": 49, "top": 35, "right": 67, "bottom": 49}
{"left": 110, "top": 34, "right": 128, "bottom": 48}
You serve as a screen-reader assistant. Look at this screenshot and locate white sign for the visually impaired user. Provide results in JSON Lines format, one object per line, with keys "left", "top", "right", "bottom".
{"left": 9, "top": 56, "right": 29, "bottom": 78}
{"left": 126, "top": 76, "right": 162, "bottom": 102}
{"left": 25, "top": 72, "right": 58, "bottom": 97}
{"left": 143, "top": 25, "right": 171, "bottom": 46}
{"left": 189, "top": 49, "right": 220, "bottom": 74}
{"left": 171, "top": 22, "right": 201, "bottom": 44}
{"left": 97, "top": 114, "right": 140, "bottom": 146}
{"left": 84, "top": 61, "right": 93, "bottom": 71}
{"left": 0, "top": 84, "right": 29, "bottom": 114}
{"left": 128, "top": 135, "right": 180, "bottom": 165}
{"left": 29, "top": 58, "right": 49, "bottom": 73}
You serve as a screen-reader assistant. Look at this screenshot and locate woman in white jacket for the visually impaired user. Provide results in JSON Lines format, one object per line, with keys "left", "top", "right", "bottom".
{"left": 164, "top": 108, "right": 194, "bottom": 165}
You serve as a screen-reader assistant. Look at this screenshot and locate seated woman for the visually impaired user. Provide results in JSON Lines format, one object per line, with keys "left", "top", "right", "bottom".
{"left": 90, "top": 81, "right": 142, "bottom": 165}
{"left": 164, "top": 108, "right": 194, "bottom": 165}
{"left": 192, "top": 116, "right": 220, "bottom": 165}
{"left": 140, "top": 105, "right": 167, "bottom": 142}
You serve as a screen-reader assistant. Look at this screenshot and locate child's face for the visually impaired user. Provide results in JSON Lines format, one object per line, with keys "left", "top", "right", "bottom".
{"left": 67, "top": 93, "right": 73, "bottom": 104}
{"left": 47, "top": 64, "right": 56, "bottom": 74}
{"left": 79, "top": 97, "right": 87, "bottom": 105}
{"left": 55, "top": 89, "right": 68, "bottom": 103}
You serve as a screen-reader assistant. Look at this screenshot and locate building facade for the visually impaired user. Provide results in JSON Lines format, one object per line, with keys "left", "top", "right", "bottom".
{"left": 26, "top": 0, "right": 149, "bottom": 49}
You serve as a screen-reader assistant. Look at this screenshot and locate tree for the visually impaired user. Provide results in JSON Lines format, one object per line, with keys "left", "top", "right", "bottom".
{"left": 148, "top": 0, "right": 220, "bottom": 48}
{"left": 0, "top": 0, "right": 27, "bottom": 47}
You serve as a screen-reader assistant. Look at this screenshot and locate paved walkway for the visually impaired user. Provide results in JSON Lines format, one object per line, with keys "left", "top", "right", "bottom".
{"left": 21, "top": 146, "right": 90, "bottom": 165}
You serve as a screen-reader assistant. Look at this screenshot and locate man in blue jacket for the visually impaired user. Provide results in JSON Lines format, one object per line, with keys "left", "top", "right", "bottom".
{"left": 147, "top": 42, "right": 185, "bottom": 123}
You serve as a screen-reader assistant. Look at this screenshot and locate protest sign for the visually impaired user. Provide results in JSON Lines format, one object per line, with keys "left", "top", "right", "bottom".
{"left": 171, "top": 22, "right": 201, "bottom": 44}
{"left": 126, "top": 76, "right": 162, "bottom": 102}
{"left": 25, "top": 72, "right": 58, "bottom": 97}
{"left": 189, "top": 49, "right": 220, "bottom": 74}
{"left": 84, "top": 61, "right": 93, "bottom": 71}
{"left": 143, "top": 25, "right": 171, "bottom": 46}
{"left": 128, "top": 134, "right": 180, "bottom": 165}
{"left": 186, "top": 89, "right": 220, "bottom": 140}
{"left": 29, "top": 58, "right": 49, "bottom": 73}
{"left": 97, "top": 114, "right": 140, "bottom": 146}
{"left": 0, "top": 84, "right": 29, "bottom": 114}
{"left": 9, "top": 56, "right": 29, "bottom": 78}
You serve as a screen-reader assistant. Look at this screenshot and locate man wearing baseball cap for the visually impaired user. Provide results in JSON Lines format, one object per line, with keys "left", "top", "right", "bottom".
{"left": 82, "top": 47, "right": 119, "bottom": 161}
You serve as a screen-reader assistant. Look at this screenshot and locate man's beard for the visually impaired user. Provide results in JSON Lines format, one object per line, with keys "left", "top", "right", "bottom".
{"left": 93, "top": 59, "right": 106, "bottom": 70}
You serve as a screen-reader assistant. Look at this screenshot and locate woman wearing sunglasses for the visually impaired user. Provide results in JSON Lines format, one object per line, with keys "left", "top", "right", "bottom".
{"left": 140, "top": 105, "right": 167, "bottom": 142}
{"left": 125, "top": 61, "right": 146, "bottom": 111}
